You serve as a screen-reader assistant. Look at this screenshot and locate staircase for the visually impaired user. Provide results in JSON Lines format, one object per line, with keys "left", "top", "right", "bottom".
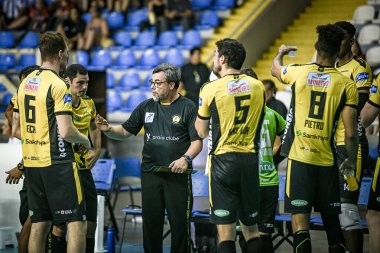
{"left": 253, "top": 0, "right": 366, "bottom": 90}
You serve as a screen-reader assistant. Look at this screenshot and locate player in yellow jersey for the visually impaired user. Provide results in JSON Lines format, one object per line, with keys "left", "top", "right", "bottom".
{"left": 334, "top": 21, "right": 372, "bottom": 253}
{"left": 271, "top": 25, "right": 358, "bottom": 253}
{"left": 12, "top": 32, "right": 91, "bottom": 253}
{"left": 360, "top": 74, "right": 380, "bottom": 253}
{"left": 50, "top": 64, "right": 101, "bottom": 253}
{"left": 196, "top": 39, "right": 266, "bottom": 253}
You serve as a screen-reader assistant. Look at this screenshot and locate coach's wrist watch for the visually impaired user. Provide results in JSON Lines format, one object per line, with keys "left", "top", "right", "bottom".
{"left": 182, "top": 155, "right": 192, "bottom": 163}
{"left": 17, "top": 163, "right": 24, "bottom": 172}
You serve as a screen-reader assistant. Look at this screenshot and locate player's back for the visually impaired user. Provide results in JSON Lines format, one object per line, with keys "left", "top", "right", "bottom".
{"left": 15, "top": 69, "right": 74, "bottom": 167}
{"left": 199, "top": 74, "right": 265, "bottom": 155}
{"left": 280, "top": 64, "right": 358, "bottom": 166}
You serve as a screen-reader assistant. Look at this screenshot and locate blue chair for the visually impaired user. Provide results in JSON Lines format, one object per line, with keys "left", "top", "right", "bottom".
{"left": 113, "top": 156, "right": 142, "bottom": 207}
{"left": 2, "top": 93, "right": 13, "bottom": 105}
{"left": 134, "top": 31, "right": 156, "bottom": 49}
{"left": 18, "top": 32, "right": 39, "bottom": 48}
{"left": 0, "top": 83, "right": 7, "bottom": 92}
{"left": 82, "top": 12, "right": 92, "bottom": 23}
{"left": 118, "top": 72, "right": 140, "bottom": 91}
{"left": 106, "top": 72, "right": 115, "bottom": 88}
{"left": 106, "top": 12, "right": 125, "bottom": 30}
{"left": 139, "top": 73, "right": 153, "bottom": 91}
{"left": 125, "top": 10, "right": 148, "bottom": 30}
{"left": 191, "top": 0, "right": 212, "bottom": 10}
{"left": 16, "top": 54, "right": 36, "bottom": 70}
{"left": 156, "top": 31, "right": 178, "bottom": 49}
{"left": 88, "top": 50, "right": 112, "bottom": 70}
{"left": 163, "top": 48, "right": 184, "bottom": 66}
{"left": 0, "top": 54, "right": 15, "bottom": 70}
{"left": 113, "top": 31, "right": 132, "bottom": 47}
{"left": 107, "top": 92, "right": 123, "bottom": 112}
{"left": 122, "top": 92, "right": 147, "bottom": 112}
{"left": 181, "top": 30, "right": 202, "bottom": 49}
{"left": 137, "top": 49, "right": 160, "bottom": 69}
{"left": 76, "top": 50, "right": 89, "bottom": 66}
{"left": 213, "top": 0, "right": 235, "bottom": 9}
{"left": 114, "top": 50, "right": 136, "bottom": 68}
{"left": 0, "top": 32, "right": 14, "bottom": 48}
{"left": 198, "top": 11, "right": 219, "bottom": 28}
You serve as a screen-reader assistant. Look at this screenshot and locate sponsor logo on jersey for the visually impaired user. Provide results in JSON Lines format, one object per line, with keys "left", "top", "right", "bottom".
{"left": 24, "top": 77, "right": 41, "bottom": 92}
{"left": 64, "top": 94, "right": 72, "bottom": 104}
{"left": 356, "top": 72, "right": 369, "bottom": 82}
{"left": 199, "top": 97, "right": 202, "bottom": 106}
{"left": 146, "top": 133, "right": 151, "bottom": 141}
{"left": 25, "top": 139, "right": 47, "bottom": 146}
{"left": 376, "top": 197, "right": 380, "bottom": 203}
{"left": 371, "top": 84, "right": 378, "bottom": 94}
{"left": 172, "top": 115, "right": 181, "bottom": 124}
{"left": 145, "top": 112, "right": 155, "bottom": 123}
{"left": 249, "top": 211, "right": 258, "bottom": 218}
{"left": 57, "top": 127, "right": 67, "bottom": 158}
{"left": 306, "top": 72, "right": 330, "bottom": 88}
{"left": 291, "top": 199, "right": 308, "bottom": 207}
{"left": 227, "top": 79, "right": 251, "bottom": 94}
{"left": 150, "top": 135, "right": 179, "bottom": 141}
{"left": 214, "top": 209, "right": 230, "bottom": 217}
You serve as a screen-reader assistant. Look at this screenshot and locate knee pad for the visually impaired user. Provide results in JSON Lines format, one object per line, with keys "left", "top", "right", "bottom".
{"left": 339, "top": 203, "right": 362, "bottom": 231}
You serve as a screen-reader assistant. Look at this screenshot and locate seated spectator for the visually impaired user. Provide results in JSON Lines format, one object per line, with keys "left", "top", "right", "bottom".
{"left": 46, "top": 0, "right": 73, "bottom": 31}
{"left": 108, "top": 0, "right": 129, "bottom": 12}
{"left": 140, "top": 0, "right": 166, "bottom": 33}
{"left": 84, "top": 5, "right": 110, "bottom": 50}
{"left": 57, "top": 7, "right": 85, "bottom": 50}
{"left": 28, "top": 0, "right": 49, "bottom": 32}
{"left": 1, "top": 0, "right": 30, "bottom": 30}
{"left": 165, "top": 0, "right": 193, "bottom": 31}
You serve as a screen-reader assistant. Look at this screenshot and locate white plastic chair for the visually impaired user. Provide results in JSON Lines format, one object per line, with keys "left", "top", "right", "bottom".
{"left": 358, "top": 24, "right": 380, "bottom": 45}
{"left": 366, "top": 46, "right": 380, "bottom": 66}
{"left": 353, "top": 5, "right": 375, "bottom": 24}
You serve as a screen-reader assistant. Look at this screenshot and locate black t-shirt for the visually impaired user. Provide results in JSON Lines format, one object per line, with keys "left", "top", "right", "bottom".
{"left": 63, "top": 19, "right": 85, "bottom": 39}
{"left": 122, "top": 95, "right": 201, "bottom": 172}
{"left": 266, "top": 97, "right": 288, "bottom": 120}
{"left": 181, "top": 63, "right": 210, "bottom": 105}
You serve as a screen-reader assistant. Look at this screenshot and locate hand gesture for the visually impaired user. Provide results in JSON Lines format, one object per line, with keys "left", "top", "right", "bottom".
{"left": 87, "top": 150, "right": 100, "bottom": 169}
{"left": 169, "top": 157, "right": 188, "bottom": 173}
{"left": 95, "top": 114, "right": 111, "bottom": 132}
{"left": 278, "top": 44, "right": 297, "bottom": 56}
{"left": 339, "top": 158, "right": 355, "bottom": 176}
{"left": 5, "top": 166, "right": 23, "bottom": 184}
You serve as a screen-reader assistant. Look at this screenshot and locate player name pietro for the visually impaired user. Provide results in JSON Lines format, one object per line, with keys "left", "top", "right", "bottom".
{"left": 304, "top": 119, "right": 324, "bottom": 130}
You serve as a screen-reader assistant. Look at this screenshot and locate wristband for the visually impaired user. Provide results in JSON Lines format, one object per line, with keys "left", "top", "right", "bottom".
{"left": 17, "top": 163, "right": 24, "bottom": 171}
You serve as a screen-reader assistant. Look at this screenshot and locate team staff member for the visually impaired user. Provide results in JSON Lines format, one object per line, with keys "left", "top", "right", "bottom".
{"left": 271, "top": 24, "right": 358, "bottom": 253}
{"left": 334, "top": 21, "right": 372, "bottom": 253}
{"left": 12, "top": 32, "right": 91, "bottom": 253}
{"left": 360, "top": 73, "right": 380, "bottom": 253}
{"left": 51, "top": 64, "right": 101, "bottom": 253}
{"left": 196, "top": 38, "right": 266, "bottom": 253}
{"left": 95, "top": 63, "right": 202, "bottom": 253}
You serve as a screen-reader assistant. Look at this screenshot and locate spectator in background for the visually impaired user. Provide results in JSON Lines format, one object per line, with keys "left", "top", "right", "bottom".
{"left": 0, "top": 0, "right": 30, "bottom": 30}
{"left": 262, "top": 79, "right": 288, "bottom": 120}
{"left": 84, "top": 5, "right": 110, "bottom": 50}
{"left": 180, "top": 47, "right": 210, "bottom": 105}
{"left": 28, "top": 0, "right": 49, "bottom": 32}
{"left": 141, "top": 0, "right": 166, "bottom": 34}
{"left": 108, "top": 0, "right": 129, "bottom": 12}
{"left": 165, "top": 0, "right": 193, "bottom": 31}
{"left": 57, "top": 7, "right": 85, "bottom": 50}
{"left": 46, "top": 0, "right": 73, "bottom": 31}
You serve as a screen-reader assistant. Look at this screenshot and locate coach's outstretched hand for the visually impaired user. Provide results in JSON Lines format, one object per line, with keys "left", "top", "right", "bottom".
{"left": 95, "top": 114, "right": 111, "bottom": 132}
{"left": 169, "top": 157, "right": 189, "bottom": 173}
{"left": 5, "top": 166, "right": 23, "bottom": 184}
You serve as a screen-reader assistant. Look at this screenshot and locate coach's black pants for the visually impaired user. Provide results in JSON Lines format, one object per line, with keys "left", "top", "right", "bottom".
{"left": 141, "top": 172, "right": 192, "bottom": 253}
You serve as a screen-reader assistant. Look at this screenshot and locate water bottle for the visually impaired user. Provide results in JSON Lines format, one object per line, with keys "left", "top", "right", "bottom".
{"left": 107, "top": 225, "right": 115, "bottom": 253}
{"left": 343, "top": 169, "right": 359, "bottom": 191}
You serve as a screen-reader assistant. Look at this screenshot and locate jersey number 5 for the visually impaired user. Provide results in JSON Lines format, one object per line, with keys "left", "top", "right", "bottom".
{"left": 25, "top": 95, "right": 36, "bottom": 123}
{"left": 234, "top": 95, "right": 250, "bottom": 124}
{"left": 308, "top": 91, "right": 326, "bottom": 120}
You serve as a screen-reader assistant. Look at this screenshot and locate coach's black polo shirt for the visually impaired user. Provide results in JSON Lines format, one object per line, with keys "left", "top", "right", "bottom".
{"left": 122, "top": 95, "right": 201, "bottom": 172}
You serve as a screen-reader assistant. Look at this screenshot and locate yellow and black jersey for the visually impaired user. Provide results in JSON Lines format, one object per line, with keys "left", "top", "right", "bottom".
{"left": 280, "top": 63, "right": 358, "bottom": 166}
{"left": 73, "top": 96, "right": 96, "bottom": 170}
{"left": 13, "top": 69, "right": 75, "bottom": 167}
{"left": 198, "top": 74, "right": 265, "bottom": 155}
{"left": 335, "top": 56, "right": 372, "bottom": 145}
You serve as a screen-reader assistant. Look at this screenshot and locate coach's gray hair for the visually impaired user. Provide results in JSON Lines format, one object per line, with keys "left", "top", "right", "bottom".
{"left": 153, "top": 63, "right": 181, "bottom": 88}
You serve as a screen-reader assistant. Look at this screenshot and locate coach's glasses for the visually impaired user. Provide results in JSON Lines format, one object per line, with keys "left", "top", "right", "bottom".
{"left": 149, "top": 79, "right": 168, "bottom": 88}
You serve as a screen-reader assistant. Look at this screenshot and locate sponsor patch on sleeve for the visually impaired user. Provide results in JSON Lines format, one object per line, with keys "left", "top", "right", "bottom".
{"left": 356, "top": 72, "right": 369, "bottom": 82}
{"left": 198, "top": 97, "right": 202, "bottom": 106}
{"left": 371, "top": 84, "right": 378, "bottom": 94}
{"left": 64, "top": 94, "right": 72, "bottom": 104}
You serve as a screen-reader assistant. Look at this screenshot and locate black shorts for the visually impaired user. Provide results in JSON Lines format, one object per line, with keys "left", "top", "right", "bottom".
{"left": 336, "top": 144, "right": 368, "bottom": 204}
{"left": 19, "top": 177, "right": 29, "bottom": 225}
{"left": 210, "top": 152, "right": 260, "bottom": 226}
{"left": 25, "top": 163, "right": 86, "bottom": 223}
{"left": 259, "top": 185, "right": 278, "bottom": 234}
{"left": 368, "top": 158, "right": 380, "bottom": 211}
{"left": 285, "top": 159, "right": 341, "bottom": 214}
{"left": 79, "top": 169, "right": 98, "bottom": 222}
